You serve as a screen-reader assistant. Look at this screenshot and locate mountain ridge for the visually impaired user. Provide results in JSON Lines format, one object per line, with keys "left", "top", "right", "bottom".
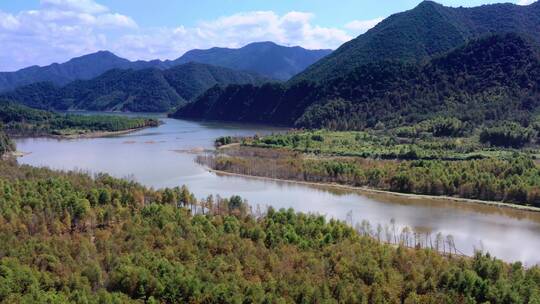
{"left": 0, "top": 42, "right": 331, "bottom": 92}
{"left": 0, "top": 51, "right": 132, "bottom": 92}
{"left": 172, "top": 33, "right": 540, "bottom": 128}
{"left": 171, "top": 1, "right": 540, "bottom": 128}
{"left": 1, "top": 62, "right": 267, "bottom": 112}
{"left": 291, "top": 0, "right": 540, "bottom": 84}
{"left": 174, "top": 42, "right": 332, "bottom": 80}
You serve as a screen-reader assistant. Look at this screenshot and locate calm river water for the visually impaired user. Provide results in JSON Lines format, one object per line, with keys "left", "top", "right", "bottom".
{"left": 14, "top": 116, "right": 540, "bottom": 265}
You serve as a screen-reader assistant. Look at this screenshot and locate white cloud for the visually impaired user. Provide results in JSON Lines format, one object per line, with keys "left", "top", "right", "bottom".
{"left": 517, "top": 0, "right": 536, "bottom": 5}
{"left": 113, "top": 11, "right": 352, "bottom": 62}
{"left": 0, "top": 1, "right": 367, "bottom": 71}
{"left": 0, "top": 0, "right": 136, "bottom": 71}
{"left": 96, "top": 13, "right": 137, "bottom": 28}
{"left": 345, "top": 17, "right": 384, "bottom": 35}
{"left": 0, "top": 11, "right": 20, "bottom": 30}
{"left": 41, "top": 0, "right": 108, "bottom": 14}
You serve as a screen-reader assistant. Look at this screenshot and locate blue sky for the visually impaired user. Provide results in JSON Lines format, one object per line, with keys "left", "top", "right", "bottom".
{"left": 2, "top": 0, "right": 530, "bottom": 28}
{"left": 0, "top": 0, "right": 535, "bottom": 71}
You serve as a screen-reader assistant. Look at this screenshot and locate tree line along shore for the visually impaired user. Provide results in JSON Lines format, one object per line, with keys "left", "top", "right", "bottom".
{"left": 206, "top": 126, "right": 540, "bottom": 209}
{"left": 0, "top": 101, "right": 159, "bottom": 140}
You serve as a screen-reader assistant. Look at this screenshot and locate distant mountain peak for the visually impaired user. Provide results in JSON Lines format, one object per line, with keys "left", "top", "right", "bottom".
{"left": 90, "top": 50, "right": 116, "bottom": 56}
{"left": 244, "top": 41, "right": 279, "bottom": 47}
{"left": 172, "top": 31, "right": 540, "bottom": 129}
{"left": 407, "top": 1, "right": 452, "bottom": 18}
{"left": 173, "top": 41, "right": 332, "bottom": 80}
{"left": 1, "top": 61, "right": 268, "bottom": 113}
{"left": 0, "top": 49, "right": 136, "bottom": 92}
{"left": 243, "top": 41, "right": 331, "bottom": 51}
{"left": 67, "top": 50, "right": 126, "bottom": 62}
{"left": 0, "top": 39, "right": 333, "bottom": 92}
{"left": 417, "top": 1, "right": 443, "bottom": 8}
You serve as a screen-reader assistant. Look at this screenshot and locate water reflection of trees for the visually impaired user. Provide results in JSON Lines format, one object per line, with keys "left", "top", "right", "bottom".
{"left": 355, "top": 218, "right": 462, "bottom": 256}
{"left": 197, "top": 150, "right": 540, "bottom": 223}
{"left": 192, "top": 190, "right": 466, "bottom": 257}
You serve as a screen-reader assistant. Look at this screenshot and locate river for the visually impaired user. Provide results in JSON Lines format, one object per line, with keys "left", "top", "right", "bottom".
{"left": 14, "top": 116, "right": 540, "bottom": 266}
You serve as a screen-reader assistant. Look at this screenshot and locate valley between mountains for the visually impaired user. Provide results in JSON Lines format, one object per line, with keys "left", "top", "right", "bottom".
{"left": 2, "top": 1, "right": 540, "bottom": 303}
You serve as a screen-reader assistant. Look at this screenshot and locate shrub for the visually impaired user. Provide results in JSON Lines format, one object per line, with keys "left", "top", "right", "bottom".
{"left": 480, "top": 122, "right": 535, "bottom": 148}
{"left": 427, "top": 117, "right": 464, "bottom": 137}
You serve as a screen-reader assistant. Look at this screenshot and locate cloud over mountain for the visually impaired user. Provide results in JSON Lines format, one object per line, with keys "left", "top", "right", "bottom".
{"left": 0, "top": 0, "right": 136, "bottom": 71}
{"left": 0, "top": 0, "right": 384, "bottom": 71}
{"left": 114, "top": 11, "right": 353, "bottom": 62}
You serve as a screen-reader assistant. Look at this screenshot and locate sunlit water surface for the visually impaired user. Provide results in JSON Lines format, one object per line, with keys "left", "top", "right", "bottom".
{"left": 14, "top": 116, "right": 540, "bottom": 265}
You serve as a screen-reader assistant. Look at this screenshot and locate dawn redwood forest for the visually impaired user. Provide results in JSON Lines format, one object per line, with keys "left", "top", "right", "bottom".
{"left": 1, "top": 0, "right": 540, "bottom": 303}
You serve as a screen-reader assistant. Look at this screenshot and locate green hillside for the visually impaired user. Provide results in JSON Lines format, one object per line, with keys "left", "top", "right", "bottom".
{"left": 162, "top": 62, "right": 269, "bottom": 101}
{"left": 172, "top": 0, "right": 540, "bottom": 127}
{"left": 293, "top": 1, "right": 540, "bottom": 84}
{"left": 2, "top": 63, "right": 267, "bottom": 113}
{"left": 173, "top": 33, "right": 540, "bottom": 130}
{"left": 295, "top": 33, "right": 540, "bottom": 129}
{"left": 0, "top": 51, "right": 134, "bottom": 92}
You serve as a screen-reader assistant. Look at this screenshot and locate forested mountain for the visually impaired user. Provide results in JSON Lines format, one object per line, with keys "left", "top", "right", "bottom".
{"left": 172, "top": 33, "right": 540, "bottom": 128}
{"left": 174, "top": 42, "right": 332, "bottom": 80}
{"left": 0, "top": 51, "right": 135, "bottom": 92}
{"left": 162, "top": 62, "right": 269, "bottom": 100}
{"left": 292, "top": 0, "right": 540, "bottom": 84}
{"left": 1, "top": 63, "right": 267, "bottom": 112}
{"left": 0, "top": 42, "right": 329, "bottom": 92}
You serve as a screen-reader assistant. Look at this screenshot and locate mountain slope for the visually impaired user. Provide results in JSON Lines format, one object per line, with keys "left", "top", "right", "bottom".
{"left": 2, "top": 63, "right": 267, "bottom": 112}
{"left": 173, "top": 42, "right": 332, "bottom": 80}
{"left": 0, "top": 42, "right": 329, "bottom": 92}
{"left": 172, "top": 34, "right": 540, "bottom": 128}
{"left": 0, "top": 51, "right": 135, "bottom": 92}
{"left": 163, "top": 63, "right": 268, "bottom": 100}
{"left": 292, "top": 1, "right": 540, "bottom": 84}
{"left": 295, "top": 33, "right": 540, "bottom": 129}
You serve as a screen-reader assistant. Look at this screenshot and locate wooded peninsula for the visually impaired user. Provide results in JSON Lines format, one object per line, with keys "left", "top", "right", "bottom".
{"left": 0, "top": 102, "right": 159, "bottom": 138}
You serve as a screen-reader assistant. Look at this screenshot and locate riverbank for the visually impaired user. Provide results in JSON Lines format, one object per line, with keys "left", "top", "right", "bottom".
{"left": 205, "top": 140, "right": 540, "bottom": 209}
{"left": 14, "top": 117, "right": 540, "bottom": 265}
{"left": 217, "top": 142, "right": 241, "bottom": 150}
{"left": 206, "top": 167, "right": 540, "bottom": 213}
{"left": 57, "top": 126, "right": 151, "bottom": 139}
{"left": 1, "top": 103, "right": 161, "bottom": 141}
{"left": 7, "top": 124, "right": 158, "bottom": 140}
